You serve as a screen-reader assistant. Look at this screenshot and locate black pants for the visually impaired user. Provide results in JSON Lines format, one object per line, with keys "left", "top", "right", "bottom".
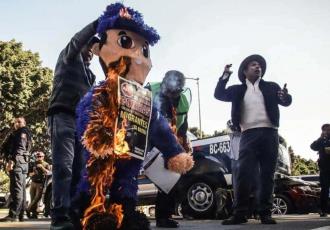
{"left": 9, "top": 168, "right": 27, "bottom": 218}
{"left": 319, "top": 170, "right": 330, "bottom": 213}
{"left": 155, "top": 190, "right": 176, "bottom": 219}
{"left": 234, "top": 128, "right": 278, "bottom": 217}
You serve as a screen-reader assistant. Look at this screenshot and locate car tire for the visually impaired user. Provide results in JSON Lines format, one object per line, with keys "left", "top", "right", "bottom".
{"left": 181, "top": 180, "right": 217, "bottom": 219}
{"left": 272, "top": 195, "right": 292, "bottom": 215}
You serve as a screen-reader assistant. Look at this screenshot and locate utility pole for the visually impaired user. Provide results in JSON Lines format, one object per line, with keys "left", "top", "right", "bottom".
{"left": 185, "top": 77, "right": 202, "bottom": 138}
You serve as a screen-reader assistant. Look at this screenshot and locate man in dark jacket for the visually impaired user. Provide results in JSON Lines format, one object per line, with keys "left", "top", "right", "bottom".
{"left": 0, "top": 117, "right": 32, "bottom": 222}
{"left": 214, "top": 55, "right": 292, "bottom": 225}
{"left": 311, "top": 123, "right": 330, "bottom": 217}
{"left": 47, "top": 19, "right": 99, "bottom": 230}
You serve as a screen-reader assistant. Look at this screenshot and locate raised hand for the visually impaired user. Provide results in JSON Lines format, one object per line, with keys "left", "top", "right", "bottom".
{"left": 221, "top": 64, "right": 233, "bottom": 80}
{"left": 278, "top": 83, "right": 288, "bottom": 102}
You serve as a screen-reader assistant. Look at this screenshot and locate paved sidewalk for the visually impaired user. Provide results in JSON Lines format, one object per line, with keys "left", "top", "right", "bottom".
{"left": 1, "top": 209, "right": 330, "bottom": 230}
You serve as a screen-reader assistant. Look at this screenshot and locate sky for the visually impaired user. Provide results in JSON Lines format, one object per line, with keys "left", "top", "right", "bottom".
{"left": 1, "top": 0, "right": 329, "bottom": 160}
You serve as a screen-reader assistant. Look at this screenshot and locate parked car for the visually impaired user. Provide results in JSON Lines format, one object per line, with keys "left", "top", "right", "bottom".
{"left": 272, "top": 175, "right": 320, "bottom": 215}
{"left": 138, "top": 133, "right": 319, "bottom": 219}
{"left": 291, "top": 175, "right": 320, "bottom": 185}
{"left": 138, "top": 134, "right": 232, "bottom": 218}
{"left": 0, "top": 192, "right": 10, "bottom": 208}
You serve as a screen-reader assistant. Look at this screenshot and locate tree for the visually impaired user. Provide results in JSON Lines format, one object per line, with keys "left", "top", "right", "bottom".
{"left": 289, "top": 146, "right": 319, "bottom": 176}
{"left": 188, "top": 127, "right": 210, "bottom": 139}
{"left": 0, "top": 40, "right": 53, "bottom": 155}
{"left": 212, "top": 129, "right": 227, "bottom": 137}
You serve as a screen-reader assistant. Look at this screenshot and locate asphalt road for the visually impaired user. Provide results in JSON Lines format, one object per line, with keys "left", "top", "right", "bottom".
{"left": 0, "top": 211, "right": 330, "bottom": 230}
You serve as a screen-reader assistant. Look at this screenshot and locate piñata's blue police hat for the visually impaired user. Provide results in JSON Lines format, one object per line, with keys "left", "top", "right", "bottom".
{"left": 97, "top": 2, "right": 160, "bottom": 46}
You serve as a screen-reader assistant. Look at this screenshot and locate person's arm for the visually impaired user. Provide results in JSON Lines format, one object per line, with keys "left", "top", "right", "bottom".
{"left": 276, "top": 83, "right": 292, "bottom": 106}
{"left": 1, "top": 134, "right": 13, "bottom": 161}
{"left": 46, "top": 164, "right": 52, "bottom": 175}
{"left": 28, "top": 166, "right": 36, "bottom": 177}
{"left": 7, "top": 131, "right": 26, "bottom": 163}
{"left": 310, "top": 137, "right": 325, "bottom": 151}
{"left": 214, "top": 78, "right": 235, "bottom": 102}
{"left": 36, "top": 163, "right": 51, "bottom": 175}
{"left": 177, "top": 115, "right": 192, "bottom": 153}
{"left": 62, "top": 19, "right": 99, "bottom": 63}
{"left": 5, "top": 160, "right": 14, "bottom": 173}
{"left": 19, "top": 130, "right": 29, "bottom": 152}
{"left": 3, "top": 134, "right": 15, "bottom": 172}
{"left": 149, "top": 108, "right": 194, "bottom": 174}
{"left": 149, "top": 107, "right": 184, "bottom": 161}
{"left": 214, "top": 65, "right": 235, "bottom": 102}
{"left": 178, "top": 115, "right": 188, "bottom": 139}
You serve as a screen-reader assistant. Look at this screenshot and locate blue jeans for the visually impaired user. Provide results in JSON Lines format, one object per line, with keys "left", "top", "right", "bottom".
{"left": 48, "top": 113, "right": 84, "bottom": 220}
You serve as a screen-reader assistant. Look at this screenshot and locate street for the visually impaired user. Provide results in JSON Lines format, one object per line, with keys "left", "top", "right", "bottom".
{"left": 1, "top": 210, "right": 330, "bottom": 230}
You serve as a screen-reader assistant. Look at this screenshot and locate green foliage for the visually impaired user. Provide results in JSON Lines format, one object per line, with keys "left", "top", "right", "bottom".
{"left": 289, "top": 146, "right": 319, "bottom": 176}
{"left": 212, "top": 129, "right": 227, "bottom": 137}
{"left": 0, "top": 170, "right": 9, "bottom": 193}
{"left": 188, "top": 127, "right": 210, "bottom": 138}
{"left": 0, "top": 40, "right": 53, "bottom": 155}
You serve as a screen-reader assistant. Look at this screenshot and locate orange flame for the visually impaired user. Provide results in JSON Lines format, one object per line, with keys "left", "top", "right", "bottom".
{"left": 82, "top": 57, "right": 131, "bottom": 229}
{"left": 108, "top": 203, "right": 124, "bottom": 228}
{"left": 170, "top": 107, "right": 191, "bottom": 153}
{"left": 170, "top": 107, "right": 177, "bottom": 135}
{"left": 114, "top": 118, "right": 130, "bottom": 157}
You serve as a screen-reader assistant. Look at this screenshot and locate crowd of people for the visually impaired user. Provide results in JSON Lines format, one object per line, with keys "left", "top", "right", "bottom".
{"left": 0, "top": 2, "right": 329, "bottom": 230}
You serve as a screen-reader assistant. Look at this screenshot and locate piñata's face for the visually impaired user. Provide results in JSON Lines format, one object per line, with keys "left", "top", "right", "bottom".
{"left": 99, "top": 29, "right": 151, "bottom": 85}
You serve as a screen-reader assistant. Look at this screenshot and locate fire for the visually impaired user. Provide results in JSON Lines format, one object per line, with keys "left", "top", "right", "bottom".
{"left": 81, "top": 57, "right": 131, "bottom": 229}
{"left": 170, "top": 107, "right": 177, "bottom": 135}
{"left": 82, "top": 157, "right": 117, "bottom": 229}
{"left": 108, "top": 203, "right": 124, "bottom": 228}
{"left": 114, "top": 118, "right": 130, "bottom": 156}
{"left": 170, "top": 107, "right": 191, "bottom": 153}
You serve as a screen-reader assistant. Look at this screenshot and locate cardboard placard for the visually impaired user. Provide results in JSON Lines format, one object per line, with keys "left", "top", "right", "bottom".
{"left": 143, "top": 148, "right": 181, "bottom": 194}
{"left": 116, "top": 77, "right": 152, "bottom": 160}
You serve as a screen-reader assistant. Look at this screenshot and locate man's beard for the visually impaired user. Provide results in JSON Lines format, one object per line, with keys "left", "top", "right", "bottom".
{"left": 99, "top": 56, "right": 132, "bottom": 78}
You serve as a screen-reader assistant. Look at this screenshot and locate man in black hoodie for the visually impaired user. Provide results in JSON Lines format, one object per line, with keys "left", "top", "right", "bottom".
{"left": 47, "top": 19, "right": 99, "bottom": 230}
{"left": 0, "top": 117, "right": 32, "bottom": 222}
{"left": 215, "top": 55, "right": 292, "bottom": 225}
{"left": 311, "top": 123, "right": 330, "bottom": 217}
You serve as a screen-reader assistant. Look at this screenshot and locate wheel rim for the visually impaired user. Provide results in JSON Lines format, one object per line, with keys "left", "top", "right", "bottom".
{"left": 176, "top": 203, "right": 183, "bottom": 216}
{"left": 187, "top": 182, "right": 213, "bottom": 212}
{"left": 272, "top": 197, "right": 288, "bottom": 215}
{"left": 149, "top": 207, "right": 155, "bottom": 217}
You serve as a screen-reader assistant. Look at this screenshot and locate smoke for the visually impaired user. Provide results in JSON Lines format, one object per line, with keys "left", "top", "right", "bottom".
{"left": 153, "top": 94, "right": 162, "bottom": 111}
{"left": 160, "top": 70, "right": 185, "bottom": 98}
